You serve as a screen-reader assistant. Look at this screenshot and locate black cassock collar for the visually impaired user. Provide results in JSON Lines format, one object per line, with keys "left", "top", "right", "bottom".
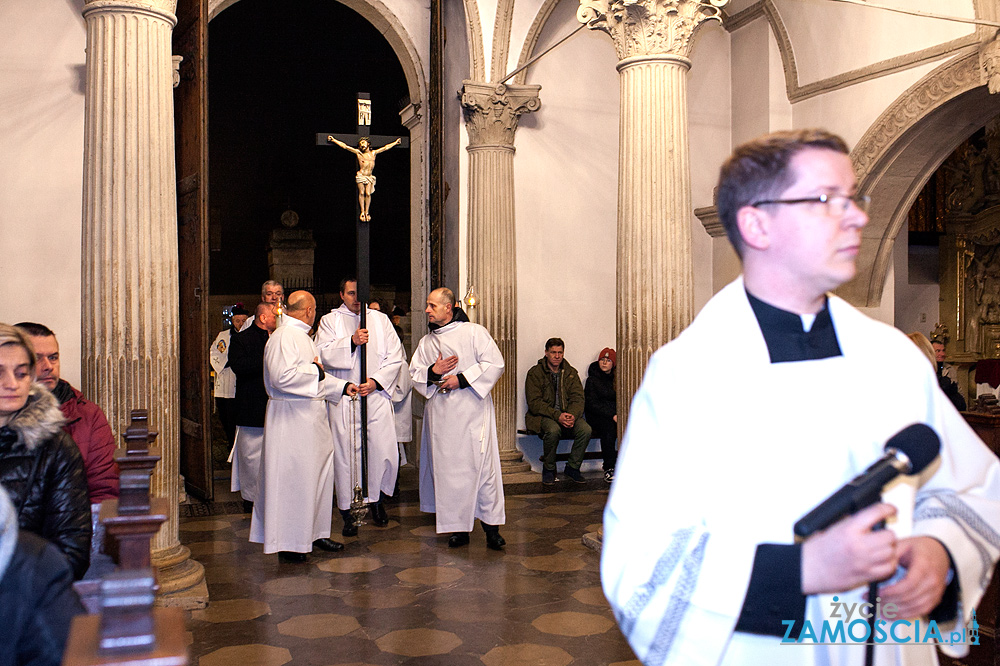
{"left": 746, "top": 290, "right": 843, "bottom": 364}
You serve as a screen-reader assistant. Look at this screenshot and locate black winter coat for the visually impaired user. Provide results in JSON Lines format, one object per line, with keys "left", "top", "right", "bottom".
{"left": 0, "top": 386, "right": 92, "bottom": 580}
{"left": 228, "top": 324, "right": 270, "bottom": 427}
{"left": 0, "top": 527, "right": 85, "bottom": 666}
{"left": 584, "top": 361, "right": 616, "bottom": 425}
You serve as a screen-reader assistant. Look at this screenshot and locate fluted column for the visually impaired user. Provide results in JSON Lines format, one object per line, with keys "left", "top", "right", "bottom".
{"left": 81, "top": 0, "right": 204, "bottom": 602}
{"left": 461, "top": 82, "right": 540, "bottom": 475}
{"left": 579, "top": 0, "right": 726, "bottom": 432}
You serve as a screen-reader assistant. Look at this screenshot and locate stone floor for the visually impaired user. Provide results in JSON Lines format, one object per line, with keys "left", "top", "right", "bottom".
{"left": 180, "top": 467, "right": 637, "bottom": 666}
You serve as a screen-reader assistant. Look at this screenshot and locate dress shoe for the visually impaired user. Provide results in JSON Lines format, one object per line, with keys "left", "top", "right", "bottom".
{"left": 448, "top": 532, "right": 470, "bottom": 548}
{"left": 564, "top": 466, "right": 586, "bottom": 484}
{"left": 369, "top": 501, "right": 389, "bottom": 526}
{"left": 542, "top": 469, "right": 556, "bottom": 485}
{"left": 312, "top": 538, "right": 345, "bottom": 552}
{"left": 485, "top": 531, "right": 506, "bottom": 551}
{"left": 278, "top": 551, "right": 307, "bottom": 563}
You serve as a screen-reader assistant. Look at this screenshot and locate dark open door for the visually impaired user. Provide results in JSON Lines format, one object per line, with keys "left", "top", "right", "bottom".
{"left": 174, "top": 0, "right": 212, "bottom": 500}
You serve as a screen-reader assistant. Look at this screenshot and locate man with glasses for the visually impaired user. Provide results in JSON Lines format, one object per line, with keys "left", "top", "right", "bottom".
{"left": 601, "top": 130, "right": 1000, "bottom": 665}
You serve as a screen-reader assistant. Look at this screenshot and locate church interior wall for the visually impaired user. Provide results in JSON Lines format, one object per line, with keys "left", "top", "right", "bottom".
{"left": 775, "top": 0, "right": 974, "bottom": 86}
{"left": 511, "top": 0, "right": 618, "bottom": 432}
{"left": 377, "top": 0, "right": 432, "bottom": 86}
{"left": 0, "top": 0, "right": 86, "bottom": 388}
{"left": 688, "top": 22, "right": 733, "bottom": 312}
{"left": 791, "top": 59, "right": 945, "bottom": 152}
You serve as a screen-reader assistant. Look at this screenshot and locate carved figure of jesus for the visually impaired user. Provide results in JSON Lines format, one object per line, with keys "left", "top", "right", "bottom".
{"left": 327, "top": 136, "right": 402, "bottom": 221}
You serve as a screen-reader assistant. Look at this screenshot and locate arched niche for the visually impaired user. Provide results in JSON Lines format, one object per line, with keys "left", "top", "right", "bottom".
{"left": 206, "top": 0, "right": 430, "bottom": 332}
{"left": 209, "top": 0, "right": 425, "bottom": 106}
{"left": 843, "top": 51, "right": 998, "bottom": 307}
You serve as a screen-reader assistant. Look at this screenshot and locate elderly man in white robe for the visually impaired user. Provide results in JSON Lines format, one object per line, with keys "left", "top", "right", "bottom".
{"left": 316, "top": 279, "right": 405, "bottom": 537}
{"left": 249, "top": 290, "right": 357, "bottom": 563}
{"left": 602, "top": 129, "right": 1000, "bottom": 666}
{"left": 411, "top": 287, "right": 506, "bottom": 551}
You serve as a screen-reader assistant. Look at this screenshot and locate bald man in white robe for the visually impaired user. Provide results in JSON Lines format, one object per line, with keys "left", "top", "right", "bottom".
{"left": 411, "top": 288, "right": 506, "bottom": 551}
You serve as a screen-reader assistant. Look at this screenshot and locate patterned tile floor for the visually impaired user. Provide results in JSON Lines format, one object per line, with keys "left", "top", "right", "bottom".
{"left": 181, "top": 467, "right": 638, "bottom": 665}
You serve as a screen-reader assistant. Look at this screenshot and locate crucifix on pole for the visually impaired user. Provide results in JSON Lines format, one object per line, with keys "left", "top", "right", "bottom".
{"left": 315, "top": 92, "right": 408, "bottom": 518}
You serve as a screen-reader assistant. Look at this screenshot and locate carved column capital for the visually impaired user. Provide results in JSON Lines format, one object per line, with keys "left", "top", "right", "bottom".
{"left": 578, "top": 0, "right": 727, "bottom": 61}
{"left": 83, "top": 0, "right": 178, "bottom": 25}
{"left": 980, "top": 35, "right": 1000, "bottom": 94}
{"left": 460, "top": 81, "right": 541, "bottom": 148}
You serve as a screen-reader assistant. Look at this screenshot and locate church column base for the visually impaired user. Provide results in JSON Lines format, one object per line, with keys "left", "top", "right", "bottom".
{"left": 582, "top": 526, "right": 603, "bottom": 553}
{"left": 499, "top": 448, "right": 532, "bottom": 476}
{"left": 153, "top": 543, "right": 208, "bottom": 609}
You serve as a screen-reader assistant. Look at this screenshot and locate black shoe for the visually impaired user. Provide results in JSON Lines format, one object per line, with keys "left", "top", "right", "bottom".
{"left": 278, "top": 551, "right": 307, "bottom": 563}
{"left": 340, "top": 509, "right": 358, "bottom": 537}
{"left": 369, "top": 501, "right": 389, "bottom": 526}
{"left": 312, "top": 538, "right": 345, "bottom": 552}
{"left": 564, "top": 466, "right": 586, "bottom": 484}
{"left": 542, "top": 469, "right": 556, "bottom": 485}
{"left": 448, "top": 532, "right": 470, "bottom": 548}
{"left": 242, "top": 500, "right": 254, "bottom": 514}
{"left": 485, "top": 531, "right": 506, "bottom": 551}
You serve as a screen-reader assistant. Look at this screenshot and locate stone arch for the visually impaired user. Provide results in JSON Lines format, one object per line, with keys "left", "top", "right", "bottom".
{"left": 513, "top": 0, "right": 562, "bottom": 85}
{"left": 205, "top": 0, "right": 430, "bottom": 332}
{"left": 209, "top": 0, "right": 425, "bottom": 105}
{"left": 841, "top": 51, "right": 997, "bottom": 306}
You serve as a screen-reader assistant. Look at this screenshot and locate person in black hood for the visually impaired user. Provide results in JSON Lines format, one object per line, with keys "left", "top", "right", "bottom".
{"left": 0, "top": 484, "right": 84, "bottom": 666}
{"left": 0, "top": 323, "right": 91, "bottom": 580}
{"left": 585, "top": 347, "right": 618, "bottom": 483}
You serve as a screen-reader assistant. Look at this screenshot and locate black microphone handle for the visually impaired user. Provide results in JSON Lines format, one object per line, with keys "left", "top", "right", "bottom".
{"left": 793, "top": 458, "right": 901, "bottom": 538}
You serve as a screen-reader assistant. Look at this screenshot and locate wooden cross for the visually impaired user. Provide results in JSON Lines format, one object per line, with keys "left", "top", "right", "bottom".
{"left": 315, "top": 92, "right": 407, "bottom": 498}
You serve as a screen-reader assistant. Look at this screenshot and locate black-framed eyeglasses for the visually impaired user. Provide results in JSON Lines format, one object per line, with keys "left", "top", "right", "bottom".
{"left": 751, "top": 193, "right": 871, "bottom": 215}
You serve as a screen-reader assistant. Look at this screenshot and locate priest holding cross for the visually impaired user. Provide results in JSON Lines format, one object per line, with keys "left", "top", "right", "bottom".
{"left": 316, "top": 93, "right": 408, "bottom": 527}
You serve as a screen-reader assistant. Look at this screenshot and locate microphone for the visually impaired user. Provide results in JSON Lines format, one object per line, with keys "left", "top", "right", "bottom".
{"left": 793, "top": 424, "right": 941, "bottom": 538}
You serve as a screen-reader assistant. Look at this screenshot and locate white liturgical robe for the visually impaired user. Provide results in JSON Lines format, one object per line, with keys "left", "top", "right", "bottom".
{"left": 249, "top": 316, "right": 348, "bottom": 554}
{"left": 316, "top": 306, "right": 404, "bottom": 508}
{"left": 603, "top": 278, "right": 1000, "bottom": 666}
{"left": 411, "top": 317, "right": 506, "bottom": 533}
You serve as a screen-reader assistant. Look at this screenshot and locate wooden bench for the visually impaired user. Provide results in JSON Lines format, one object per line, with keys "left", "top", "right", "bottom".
{"left": 517, "top": 428, "right": 604, "bottom": 463}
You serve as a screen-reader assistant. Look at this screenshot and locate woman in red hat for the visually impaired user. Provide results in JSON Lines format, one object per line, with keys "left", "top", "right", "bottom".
{"left": 585, "top": 347, "right": 618, "bottom": 483}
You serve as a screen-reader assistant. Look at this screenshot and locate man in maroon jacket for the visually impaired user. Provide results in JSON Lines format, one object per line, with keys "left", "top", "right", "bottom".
{"left": 15, "top": 323, "right": 119, "bottom": 504}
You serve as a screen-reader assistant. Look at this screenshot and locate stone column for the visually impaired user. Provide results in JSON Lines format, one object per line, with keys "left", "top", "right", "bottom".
{"left": 578, "top": 0, "right": 726, "bottom": 431}
{"left": 81, "top": 0, "right": 205, "bottom": 604}
{"left": 461, "top": 82, "right": 540, "bottom": 475}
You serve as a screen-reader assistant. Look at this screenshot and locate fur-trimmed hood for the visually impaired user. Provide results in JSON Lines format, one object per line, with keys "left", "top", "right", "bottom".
{"left": 0, "top": 385, "right": 65, "bottom": 452}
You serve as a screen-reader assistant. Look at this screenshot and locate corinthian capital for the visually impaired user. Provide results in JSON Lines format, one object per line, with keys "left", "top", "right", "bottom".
{"left": 460, "top": 81, "right": 541, "bottom": 148}
{"left": 578, "top": 0, "right": 727, "bottom": 61}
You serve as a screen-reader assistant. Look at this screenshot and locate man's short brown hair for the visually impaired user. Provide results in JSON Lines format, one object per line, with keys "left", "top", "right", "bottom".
{"left": 716, "top": 129, "right": 849, "bottom": 258}
{"left": 545, "top": 337, "right": 564, "bottom": 350}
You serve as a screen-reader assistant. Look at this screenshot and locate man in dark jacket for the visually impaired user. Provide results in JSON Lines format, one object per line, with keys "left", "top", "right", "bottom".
{"left": 15, "top": 323, "right": 119, "bottom": 504}
{"left": 0, "top": 485, "right": 84, "bottom": 666}
{"left": 525, "top": 338, "right": 591, "bottom": 485}
{"left": 227, "top": 303, "right": 277, "bottom": 510}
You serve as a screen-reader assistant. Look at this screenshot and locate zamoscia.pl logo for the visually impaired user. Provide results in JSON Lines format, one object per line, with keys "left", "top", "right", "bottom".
{"left": 780, "top": 597, "right": 979, "bottom": 646}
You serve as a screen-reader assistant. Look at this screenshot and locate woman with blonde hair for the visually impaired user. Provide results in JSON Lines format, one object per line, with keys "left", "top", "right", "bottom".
{"left": 0, "top": 323, "right": 91, "bottom": 578}
{"left": 906, "top": 332, "right": 936, "bottom": 369}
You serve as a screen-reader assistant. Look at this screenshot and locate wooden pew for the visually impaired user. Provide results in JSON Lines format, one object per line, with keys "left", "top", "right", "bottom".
{"left": 63, "top": 410, "right": 188, "bottom": 666}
